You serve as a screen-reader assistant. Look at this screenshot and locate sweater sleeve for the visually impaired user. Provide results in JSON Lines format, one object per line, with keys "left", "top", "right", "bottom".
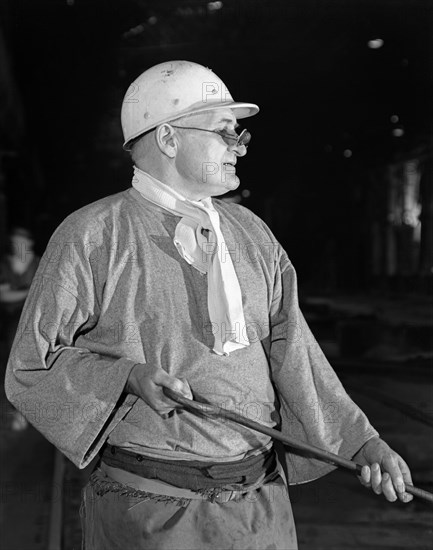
{"left": 4, "top": 222, "right": 138, "bottom": 469}
{"left": 269, "top": 250, "right": 379, "bottom": 484}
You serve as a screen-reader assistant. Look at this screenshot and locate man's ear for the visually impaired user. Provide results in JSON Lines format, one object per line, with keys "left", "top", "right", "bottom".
{"left": 155, "top": 124, "right": 177, "bottom": 158}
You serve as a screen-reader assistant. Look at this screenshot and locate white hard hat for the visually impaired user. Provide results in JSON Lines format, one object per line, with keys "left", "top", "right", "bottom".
{"left": 121, "top": 60, "right": 259, "bottom": 150}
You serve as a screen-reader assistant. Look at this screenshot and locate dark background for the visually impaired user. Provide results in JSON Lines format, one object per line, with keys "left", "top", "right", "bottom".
{"left": 0, "top": 0, "right": 432, "bottom": 290}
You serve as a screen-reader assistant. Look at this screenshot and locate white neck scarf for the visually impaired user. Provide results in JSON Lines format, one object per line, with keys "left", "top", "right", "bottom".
{"left": 131, "top": 167, "right": 250, "bottom": 356}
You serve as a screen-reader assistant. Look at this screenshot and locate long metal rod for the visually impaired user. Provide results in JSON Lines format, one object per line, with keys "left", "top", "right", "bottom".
{"left": 164, "top": 387, "right": 433, "bottom": 504}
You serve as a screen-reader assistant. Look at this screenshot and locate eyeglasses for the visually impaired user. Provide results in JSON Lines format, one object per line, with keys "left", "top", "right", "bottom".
{"left": 170, "top": 125, "right": 251, "bottom": 148}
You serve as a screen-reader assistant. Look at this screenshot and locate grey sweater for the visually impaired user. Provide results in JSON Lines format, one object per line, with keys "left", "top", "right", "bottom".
{"left": 5, "top": 187, "right": 377, "bottom": 483}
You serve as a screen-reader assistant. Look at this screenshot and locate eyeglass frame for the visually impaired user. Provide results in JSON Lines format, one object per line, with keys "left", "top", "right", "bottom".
{"left": 169, "top": 125, "right": 251, "bottom": 148}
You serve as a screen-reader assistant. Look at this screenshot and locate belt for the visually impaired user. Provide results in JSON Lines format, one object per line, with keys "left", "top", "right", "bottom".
{"left": 101, "top": 444, "right": 277, "bottom": 491}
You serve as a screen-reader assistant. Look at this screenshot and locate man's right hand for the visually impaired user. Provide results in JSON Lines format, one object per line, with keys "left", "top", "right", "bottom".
{"left": 125, "top": 363, "right": 193, "bottom": 416}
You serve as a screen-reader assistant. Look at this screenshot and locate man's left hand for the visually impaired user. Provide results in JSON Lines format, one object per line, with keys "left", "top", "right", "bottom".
{"left": 352, "top": 436, "right": 414, "bottom": 503}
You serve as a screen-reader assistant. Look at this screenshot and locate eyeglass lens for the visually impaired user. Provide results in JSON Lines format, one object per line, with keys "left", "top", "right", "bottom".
{"left": 223, "top": 129, "right": 251, "bottom": 147}
{"left": 237, "top": 129, "right": 251, "bottom": 146}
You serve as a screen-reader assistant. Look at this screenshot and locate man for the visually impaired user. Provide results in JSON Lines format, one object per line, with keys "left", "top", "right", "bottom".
{"left": 5, "top": 61, "right": 413, "bottom": 550}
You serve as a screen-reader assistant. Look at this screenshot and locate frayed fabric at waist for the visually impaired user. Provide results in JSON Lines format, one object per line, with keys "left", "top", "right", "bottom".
{"left": 91, "top": 463, "right": 280, "bottom": 505}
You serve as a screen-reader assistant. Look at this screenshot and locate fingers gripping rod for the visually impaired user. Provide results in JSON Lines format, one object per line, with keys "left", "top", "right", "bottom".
{"left": 164, "top": 387, "right": 433, "bottom": 504}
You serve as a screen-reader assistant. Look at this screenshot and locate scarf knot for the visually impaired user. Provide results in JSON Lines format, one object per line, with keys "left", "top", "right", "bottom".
{"left": 132, "top": 167, "right": 250, "bottom": 356}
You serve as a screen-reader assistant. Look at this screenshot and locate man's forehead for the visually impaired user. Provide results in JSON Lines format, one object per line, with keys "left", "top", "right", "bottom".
{"left": 209, "top": 109, "right": 237, "bottom": 124}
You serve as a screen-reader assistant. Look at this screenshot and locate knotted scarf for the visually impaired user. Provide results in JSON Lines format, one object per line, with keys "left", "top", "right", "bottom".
{"left": 131, "top": 167, "right": 250, "bottom": 356}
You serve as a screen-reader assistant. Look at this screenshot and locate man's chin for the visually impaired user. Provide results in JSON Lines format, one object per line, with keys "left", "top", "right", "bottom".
{"left": 225, "top": 175, "right": 240, "bottom": 191}
{"left": 206, "top": 176, "right": 240, "bottom": 197}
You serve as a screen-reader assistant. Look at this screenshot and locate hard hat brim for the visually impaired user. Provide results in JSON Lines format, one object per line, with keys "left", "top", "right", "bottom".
{"left": 123, "top": 101, "right": 259, "bottom": 150}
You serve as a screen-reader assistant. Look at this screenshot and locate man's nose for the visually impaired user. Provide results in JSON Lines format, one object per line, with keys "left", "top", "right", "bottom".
{"left": 229, "top": 143, "right": 247, "bottom": 157}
